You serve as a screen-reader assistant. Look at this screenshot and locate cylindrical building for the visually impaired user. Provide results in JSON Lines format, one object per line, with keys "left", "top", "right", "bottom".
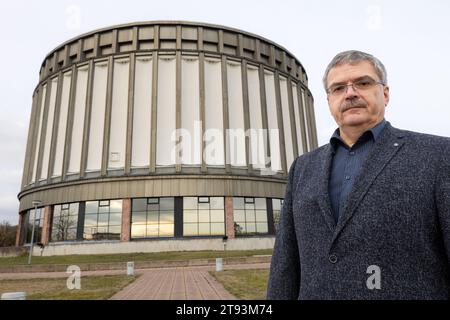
{"left": 17, "top": 21, "right": 318, "bottom": 255}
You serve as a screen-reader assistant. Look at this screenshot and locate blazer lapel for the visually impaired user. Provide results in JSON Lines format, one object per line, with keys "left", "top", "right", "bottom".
{"left": 316, "top": 144, "right": 337, "bottom": 233}
{"left": 331, "top": 123, "right": 406, "bottom": 244}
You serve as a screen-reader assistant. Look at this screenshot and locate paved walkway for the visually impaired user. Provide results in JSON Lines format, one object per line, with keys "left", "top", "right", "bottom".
{"left": 111, "top": 267, "right": 235, "bottom": 300}
{"left": 111, "top": 263, "right": 269, "bottom": 300}
{"left": 0, "top": 262, "right": 270, "bottom": 300}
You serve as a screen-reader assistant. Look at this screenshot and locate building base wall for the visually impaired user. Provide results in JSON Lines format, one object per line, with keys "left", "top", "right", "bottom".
{"left": 33, "top": 236, "right": 275, "bottom": 256}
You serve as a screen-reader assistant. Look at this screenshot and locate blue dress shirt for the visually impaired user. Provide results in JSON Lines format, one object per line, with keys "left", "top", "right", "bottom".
{"left": 328, "top": 119, "right": 387, "bottom": 224}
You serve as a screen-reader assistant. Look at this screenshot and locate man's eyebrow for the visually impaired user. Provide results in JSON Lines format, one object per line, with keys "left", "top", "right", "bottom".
{"left": 328, "top": 75, "right": 375, "bottom": 87}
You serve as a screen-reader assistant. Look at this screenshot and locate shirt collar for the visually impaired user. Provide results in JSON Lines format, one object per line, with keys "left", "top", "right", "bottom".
{"left": 330, "top": 119, "right": 387, "bottom": 152}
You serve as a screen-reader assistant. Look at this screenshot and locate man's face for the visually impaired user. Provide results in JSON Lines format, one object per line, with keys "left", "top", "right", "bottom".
{"left": 326, "top": 60, "right": 389, "bottom": 130}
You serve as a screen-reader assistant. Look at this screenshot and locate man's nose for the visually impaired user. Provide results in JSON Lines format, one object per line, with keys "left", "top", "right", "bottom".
{"left": 344, "top": 84, "right": 358, "bottom": 98}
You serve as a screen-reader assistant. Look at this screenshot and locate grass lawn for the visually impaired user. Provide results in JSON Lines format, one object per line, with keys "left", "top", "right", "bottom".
{"left": 210, "top": 269, "right": 269, "bottom": 300}
{"left": 0, "top": 249, "right": 272, "bottom": 266}
{"left": 0, "top": 275, "right": 137, "bottom": 300}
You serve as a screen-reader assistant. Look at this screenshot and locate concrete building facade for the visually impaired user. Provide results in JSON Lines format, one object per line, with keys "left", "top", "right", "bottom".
{"left": 17, "top": 21, "right": 317, "bottom": 256}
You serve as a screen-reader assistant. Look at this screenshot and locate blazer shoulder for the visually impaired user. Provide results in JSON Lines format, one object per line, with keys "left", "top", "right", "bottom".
{"left": 391, "top": 125, "right": 450, "bottom": 148}
{"left": 388, "top": 124, "right": 450, "bottom": 161}
{"left": 289, "top": 144, "right": 330, "bottom": 179}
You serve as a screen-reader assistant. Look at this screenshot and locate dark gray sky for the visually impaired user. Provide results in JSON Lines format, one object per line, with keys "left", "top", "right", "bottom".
{"left": 1, "top": 0, "right": 449, "bottom": 224}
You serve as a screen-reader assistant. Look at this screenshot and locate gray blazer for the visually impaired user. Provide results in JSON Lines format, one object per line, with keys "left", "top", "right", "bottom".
{"left": 267, "top": 122, "right": 450, "bottom": 300}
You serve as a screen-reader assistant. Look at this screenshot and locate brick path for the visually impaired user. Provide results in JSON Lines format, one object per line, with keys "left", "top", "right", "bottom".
{"left": 110, "top": 268, "right": 235, "bottom": 300}
{"left": 0, "top": 262, "right": 270, "bottom": 300}
{"left": 111, "top": 263, "right": 269, "bottom": 300}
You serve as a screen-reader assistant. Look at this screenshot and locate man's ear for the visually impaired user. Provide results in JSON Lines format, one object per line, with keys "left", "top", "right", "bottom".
{"left": 384, "top": 85, "right": 390, "bottom": 106}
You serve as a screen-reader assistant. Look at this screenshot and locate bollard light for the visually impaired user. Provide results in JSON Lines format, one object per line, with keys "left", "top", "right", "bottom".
{"left": 216, "top": 258, "right": 223, "bottom": 272}
{"left": 127, "top": 261, "right": 135, "bottom": 276}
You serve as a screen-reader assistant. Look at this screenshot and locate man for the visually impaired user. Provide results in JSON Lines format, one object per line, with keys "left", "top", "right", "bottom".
{"left": 267, "top": 50, "right": 450, "bottom": 299}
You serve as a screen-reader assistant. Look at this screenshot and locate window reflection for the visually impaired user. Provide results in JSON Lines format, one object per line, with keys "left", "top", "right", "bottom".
{"left": 83, "top": 200, "right": 122, "bottom": 240}
{"left": 25, "top": 208, "right": 43, "bottom": 244}
{"left": 272, "top": 198, "right": 284, "bottom": 233}
{"left": 233, "top": 197, "right": 268, "bottom": 235}
{"left": 183, "top": 197, "right": 225, "bottom": 236}
{"left": 131, "top": 197, "right": 175, "bottom": 238}
{"left": 51, "top": 203, "right": 80, "bottom": 242}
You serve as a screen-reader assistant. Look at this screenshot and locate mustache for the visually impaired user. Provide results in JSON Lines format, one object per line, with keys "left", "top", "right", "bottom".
{"left": 340, "top": 99, "right": 367, "bottom": 112}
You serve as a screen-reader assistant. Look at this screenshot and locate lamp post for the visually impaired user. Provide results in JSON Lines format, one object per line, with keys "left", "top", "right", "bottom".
{"left": 28, "top": 200, "right": 42, "bottom": 265}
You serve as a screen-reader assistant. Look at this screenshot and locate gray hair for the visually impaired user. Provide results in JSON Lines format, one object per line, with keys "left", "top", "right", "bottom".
{"left": 322, "top": 50, "right": 388, "bottom": 91}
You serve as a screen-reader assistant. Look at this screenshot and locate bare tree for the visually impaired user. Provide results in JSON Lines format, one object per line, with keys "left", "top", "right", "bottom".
{"left": 52, "top": 216, "right": 77, "bottom": 241}
{"left": 0, "top": 221, "right": 17, "bottom": 247}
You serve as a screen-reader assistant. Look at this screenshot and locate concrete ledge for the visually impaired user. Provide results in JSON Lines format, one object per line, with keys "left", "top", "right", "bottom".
{"left": 0, "top": 247, "right": 28, "bottom": 257}
{"left": 31, "top": 237, "right": 275, "bottom": 256}
{"left": 0, "top": 255, "right": 272, "bottom": 274}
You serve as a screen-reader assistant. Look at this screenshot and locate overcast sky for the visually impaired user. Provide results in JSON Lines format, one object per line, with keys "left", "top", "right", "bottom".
{"left": 1, "top": 0, "right": 449, "bottom": 224}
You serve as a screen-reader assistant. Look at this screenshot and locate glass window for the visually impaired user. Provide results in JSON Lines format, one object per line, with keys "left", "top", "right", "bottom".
{"left": 83, "top": 214, "right": 97, "bottom": 226}
{"left": 53, "top": 205, "right": 61, "bottom": 217}
{"left": 159, "top": 198, "right": 174, "bottom": 211}
{"left": 183, "top": 224, "right": 198, "bottom": 236}
{"left": 132, "top": 56, "right": 153, "bottom": 168}
{"left": 255, "top": 210, "right": 268, "bottom": 222}
{"left": 159, "top": 224, "right": 174, "bottom": 237}
{"left": 234, "top": 221, "right": 245, "bottom": 234}
{"left": 156, "top": 56, "right": 176, "bottom": 166}
{"left": 30, "top": 85, "right": 47, "bottom": 183}
{"left": 265, "top": 70, "right": 282, "bottom": 172}
{"left": 210, "top": 210, "right": 225, "bottom": 223}
{"left": 256, "top": 222, "right": 268, "bottom": 233}
{"left": 255, "top": 198, "right": 266, "bottom": 209}
{"left": 280, "top": 76, "right": 295, "bottom": 169}
{"left": 132, "top": 199, "right": 147, "bottom": 212}
{"left": 226, "top": 60, "right": 246, "bottom": 167}
{"left": 132, "top": 211, "right": 147, "bottom": 224}
{"left": 301, "top": 89, "right": 310, "bottom": 152}
{"left": 109, "top": 213, "right": 122, "bottom": 225}
{"left": 68, "top": 65, "right": 88, "bottom": 174}
{"left": 233, "top": 197, "right": 268, "bottom": 235}
{"left": 131, "top": 224, "right": 146, "bottom": 238}
{"left": 131, "top": 197, "right": 175, "bottom": 238}
{"left": 86, "top": 61, "right": 108, "bottom": 172}
{"left": 25, "top": 208, "right": 44, "bottom": 244}
{"left": 97, "top": 213, "right": 109, "bottom": 226}
{"left": 204, "top": 58, "right": 224, "bottom": 166}
{"left": 83, "top": 199, "right": 122, "bottom": 241}
{"left": 246, "top": 222, "right": 256, "bottom": 233}
{"left": 108, "top": 58, "right": 129, "bottom": 169}
{"left": 233, "top": 210, "right": 245, "bottom": 222}
{"left": 181, "top": 56, "right": 201, "bottom": 165}
{"left": 184, "top": 210, "right": 198, "bottom": 223}
{"left": 51, "top": 203, "right": 79, "bottom": 242}
{"left": 211, "top": 223, "right": 225, "bottom": 235}
{"left": 233, "top": 197, "right": 244, "bottom": 209}
{"left": 272, "top": 198, "right": 284, "bottom": 233}
{"left": 85, "top": 201, "right": 98, "bottom": 214}
{"left": 53, "top": 71, "right": 72, "bottom": 177}
{"left": 147, "top": 211, "right": 159, "bottom": 223}
{"left": 109, "top": 200, "right": 123, "bottom": 213}
{"left": 198, "top": 197, "right": 210, "bottom": 203}
{"left": 183, "top": 197, "right": 225, "bottom": 236}
{"left": 160, "top": 211, "right": 174, "bottom": 224}
{"left": 198, "top": 210, "right": 210, "bottom": 223}
{"left": 210, "top": 197, "right": 224, "bottom": 209}
{"left": 292, "top": 83, "right": 305, "bottom": 155}
{"left": 247, "top": 65, "right": 266, "bottom": 169}
{"left": 183, "top": 197, "right": 198, "bottom": 209}
{"left": 40, "top": 77, "right": 58, "bottom": 181}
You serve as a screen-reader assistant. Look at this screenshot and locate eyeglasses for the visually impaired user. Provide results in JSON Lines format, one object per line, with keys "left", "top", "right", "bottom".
{"left": 326, "top": 77, "right": 385, "bottom": 97}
